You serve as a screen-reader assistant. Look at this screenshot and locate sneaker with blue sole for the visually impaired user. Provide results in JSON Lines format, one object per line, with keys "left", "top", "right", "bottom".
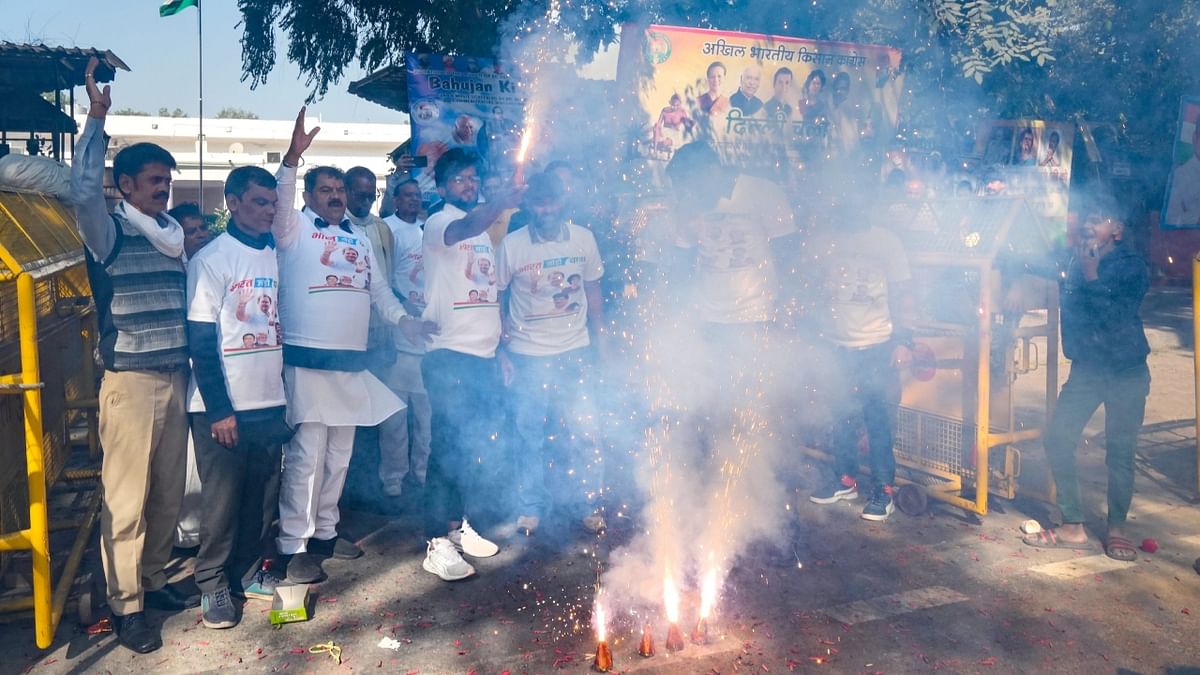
{"left": 242, "top": 566, "right": 287, "bottom": 602}
{"left": 860, "top": 486, "right": 895, "bottom": 522}
{"left": 809, "top": 475, "right": 858, "bottom": 504}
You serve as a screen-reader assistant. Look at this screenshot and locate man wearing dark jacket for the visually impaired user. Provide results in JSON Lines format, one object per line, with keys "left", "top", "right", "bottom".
{"left": 1023, "top": 199, "right": 1151, "bottom": 561}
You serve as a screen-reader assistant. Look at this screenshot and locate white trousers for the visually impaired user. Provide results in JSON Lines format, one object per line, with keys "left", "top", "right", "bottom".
{"left": 276, "top": 422, "right": 356, "bottom": 555}
{"left": 378, "top": 352, "right": 432, "bottom": 490}
{"left": 173, "top": 431, "right": 202, "bottom": 548}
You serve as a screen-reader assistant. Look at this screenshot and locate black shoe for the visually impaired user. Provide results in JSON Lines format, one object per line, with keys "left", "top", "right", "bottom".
{"left": 144, "top": 583, "right": 200, "bottom": 610}
{"left": 309, "top": 536, "right": 364, "bottom": 560}
{"left": 282, "top": 552, "right": 326, "bottom": 583}
{"left": 114, "top": 612, "right": 162, "bottom": 654}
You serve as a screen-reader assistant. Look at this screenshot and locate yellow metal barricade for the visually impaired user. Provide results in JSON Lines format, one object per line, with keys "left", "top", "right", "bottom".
{"left": 802, "top": 197, "right": 1059, "bottom": 516}
{"left": 0, "top": 189, "right": 100, "bottom": 648}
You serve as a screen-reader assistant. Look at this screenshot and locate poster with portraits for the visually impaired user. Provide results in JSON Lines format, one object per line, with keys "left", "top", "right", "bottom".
{"left": 630, "top": 25, "right": 904, "bottom": 174}
{"left": 1162, "top": 96, "right": 1200, "bottom": 229}
{"left": 973, "top": 119, "right": 1074, "bottom": 240}
{"left": 405, "top": 53, "right": 527, "bottom": 201}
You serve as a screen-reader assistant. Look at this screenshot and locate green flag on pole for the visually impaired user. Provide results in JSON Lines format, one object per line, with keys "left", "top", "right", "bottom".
{"left": 160, "top": 0, "right": 198, "bottom": 17}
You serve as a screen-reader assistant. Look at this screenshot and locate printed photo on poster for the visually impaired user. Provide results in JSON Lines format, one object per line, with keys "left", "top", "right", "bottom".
{"left": 973, "top": 119, "right": 1074, "bottom": 241}
{"left": 630, "top": 25, "right": 904, "bottom": 175}
{"left": 1162, "top": 96, "right": 1200, "bottom": 229}
{"left": 405, "top": 53, "right": 526, "bottom": 203}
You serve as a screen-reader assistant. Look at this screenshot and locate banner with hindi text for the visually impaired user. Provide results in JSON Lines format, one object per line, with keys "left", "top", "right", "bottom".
{"left": 631, "top": 25, "right": 904, "bottom": 179}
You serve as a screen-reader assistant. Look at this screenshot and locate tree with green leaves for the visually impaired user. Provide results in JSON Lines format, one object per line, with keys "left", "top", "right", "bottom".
{"left": 215, "top": 107, "right": 260, "bottom": 119}
{"left": 158, "top": 107, "right": 189, "bottom": 118}
{"left": 234, "top": 0, "right": 1197, "bottom": 189}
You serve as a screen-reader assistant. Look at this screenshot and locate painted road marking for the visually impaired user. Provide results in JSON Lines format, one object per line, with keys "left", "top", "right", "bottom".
{"left": 822, "top": 586, "right": 969, "bottom": 625}
{"left": 1030, "top": 554, "right": 1135, "bottom": 579}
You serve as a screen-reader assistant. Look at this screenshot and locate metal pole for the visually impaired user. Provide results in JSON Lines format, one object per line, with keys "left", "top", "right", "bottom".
{"left": 1193, "top": 254, "right": 1200, "bottom": 499}
{"left": 17, "top": 273, "right": 51, "bottom": 648}
{"left": 197, "top": 1, "right": 204, "bottom": 214}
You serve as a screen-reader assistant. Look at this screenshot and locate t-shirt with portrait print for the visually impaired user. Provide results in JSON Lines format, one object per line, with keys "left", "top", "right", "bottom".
{"left": 385, "top": 213, "right": 427, "bottom": 354}
{"left": 496, "top": 223, "right": 604, "bottom": 357}
{"left": 185, "top": 232, "right": 286, "bottom": 413}
{"left": 676, "top": 174, "right": 795, "bottom": 324}
{"left": 421, "top": 203, "right": 501, "bottom": 357}
{"left": 276, "top": 207, "right": 379, "bottom": 352}
{"left": 811, "top": 224, "right": 911, "bottom": 348}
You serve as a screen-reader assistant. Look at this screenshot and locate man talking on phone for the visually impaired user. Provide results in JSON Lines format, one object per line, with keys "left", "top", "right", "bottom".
{"left": 1021, "top": 195, "right": 1151, "bottom": 563}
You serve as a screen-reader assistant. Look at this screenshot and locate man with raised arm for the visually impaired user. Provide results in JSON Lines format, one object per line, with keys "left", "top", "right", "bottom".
{"left": 419, "top": 148, "right": 521, "bottom": 581}
{"left": 71, "top": 57, "right": 198, "bottom": 655}
{"left": 270, "top": 109, "right": 436, "bottom": 584}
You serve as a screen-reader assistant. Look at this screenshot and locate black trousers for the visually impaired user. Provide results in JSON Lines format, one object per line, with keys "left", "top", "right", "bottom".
{"left": 191, "top": 411, "right": 288, "bottom": 594}
{"left": 421, "top": 349, "right": 504, "bottom": 537}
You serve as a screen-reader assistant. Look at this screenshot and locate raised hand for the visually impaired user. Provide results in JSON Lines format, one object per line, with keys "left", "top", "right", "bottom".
{"left": 284, "top": 106, "right": 321, "bottom": 166}
{"left": 237, "top": 286, "right": 255, "bottom": 305}
{"left": 84, "top": 57, "right": 111, "bottom": 120}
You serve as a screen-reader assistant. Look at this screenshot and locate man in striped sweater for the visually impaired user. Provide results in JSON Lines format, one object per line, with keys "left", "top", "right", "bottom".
{"left": 71, "top": 57, "right": 198, "bottom": 655}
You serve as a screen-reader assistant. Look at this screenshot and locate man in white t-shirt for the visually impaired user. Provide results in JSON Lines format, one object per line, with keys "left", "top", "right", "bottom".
{"left": 378, "top": 178, "right": 432, "bottom": 498}
{"left": 806, "top": 181, "right": 913, "bottom": 523}
{"left": 269, "top": 108, "right": 435, "bottom": 584}
{"left": 187, "top": 166, "right": 293, "bottom": 629}
{"left": 419, "top": 147, "right": 522, "bottom": 581}
{"left": 663, "top": 142, "right": 796, "bottom": 411}
{"left": 496, "top": 171, "right": 606, "bottom": 535}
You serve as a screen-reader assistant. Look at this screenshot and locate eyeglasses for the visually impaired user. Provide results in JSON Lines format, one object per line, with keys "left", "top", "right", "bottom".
{"left": 449, "top": 175, "right": 480, "bottom": 186}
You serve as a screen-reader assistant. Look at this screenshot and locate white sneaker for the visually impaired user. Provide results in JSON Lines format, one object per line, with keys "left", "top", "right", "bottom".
{"left": 582, "top": 512, "right": 606, "bottom": 533}
{"left": 516, "top": 515, "right": 540, "bottom": 535}
{"left": 422, "top": 538, "right": 475, "bottom": 581}
{"left": 448, "top": 517, "right": 499, "bottom": 558}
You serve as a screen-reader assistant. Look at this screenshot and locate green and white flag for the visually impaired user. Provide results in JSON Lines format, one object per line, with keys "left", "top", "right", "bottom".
{"left": 160, "top": 0, "right": 198, "bottom": 17}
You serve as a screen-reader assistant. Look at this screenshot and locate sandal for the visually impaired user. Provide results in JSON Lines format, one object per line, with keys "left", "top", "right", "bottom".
{"left": 1022, "top": 529, "right": 1094, "bottom": 551}
{"left": 1104, "top": 535, "right": 1138, "bottom": 562}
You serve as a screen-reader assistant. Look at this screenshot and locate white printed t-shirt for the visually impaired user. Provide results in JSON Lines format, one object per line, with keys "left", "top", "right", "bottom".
{"left": 496, "top": 223, "right": 604, "bottom": 356}
{"left": 277, "top": 207, "right": 381, "bottom": 352}
{"left": 386, "top": 214, "right": 427, "bottom": 354}
{"left": 421, "top": 203, "right": 502, "bottom": 357}
{"left": 271, "top": 169, "right": 407, "bottom": 427}
{"left": 813, "top": 224, "right": 911, "bottom": 348}
{"left": 185, "top": 231, "right": 286, "bottom": 413}
{"left": 677, "top": 174, "right": 795, "bottom": 324}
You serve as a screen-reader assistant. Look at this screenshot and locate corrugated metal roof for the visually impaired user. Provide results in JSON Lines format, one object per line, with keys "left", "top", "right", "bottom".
{"left": 348, "top": 65, "right": 409, "bottom": 114}
{"left": 0, "top": 41, "right": 129, "bottom": 92}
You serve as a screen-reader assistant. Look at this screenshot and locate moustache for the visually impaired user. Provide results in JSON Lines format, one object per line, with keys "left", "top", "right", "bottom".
{"left": 327, "top": 200, "right": 344, "bottom": 208}
{"left": 154, "top": 192, "right": 170, "bottom": 200}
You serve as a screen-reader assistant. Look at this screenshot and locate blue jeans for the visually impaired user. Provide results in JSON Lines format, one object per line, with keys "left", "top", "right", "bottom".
{"left": 830, "top": 342, "right": 899, "bottom": 491}
{"left": 508, "top": 349, "right": 602, "bottom": 520}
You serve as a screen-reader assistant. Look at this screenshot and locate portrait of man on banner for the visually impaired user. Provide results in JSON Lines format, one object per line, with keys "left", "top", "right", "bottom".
{"left": 1163, "top": 97, "right": 1200, "bottom": 229}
